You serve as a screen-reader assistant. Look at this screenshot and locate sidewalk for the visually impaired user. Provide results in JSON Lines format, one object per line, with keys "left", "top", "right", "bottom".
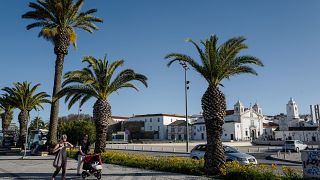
{"left": 0, "top": 155, "right": 210, "bottom": 179}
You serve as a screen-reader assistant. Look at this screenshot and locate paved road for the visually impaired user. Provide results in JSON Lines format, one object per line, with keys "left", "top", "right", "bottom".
{"left": 0, "top": 156, "right": 209, "bottom": 180}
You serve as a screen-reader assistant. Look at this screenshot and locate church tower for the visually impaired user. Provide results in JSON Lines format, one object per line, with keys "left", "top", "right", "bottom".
{"left": 286, "top": 98, "right": 299, "bottom": 120}
{"left": 253, "top": 103, "right": 262, "bottom": 115}
{"left": 234, "top": 100, "right": 244, "bottom": 115}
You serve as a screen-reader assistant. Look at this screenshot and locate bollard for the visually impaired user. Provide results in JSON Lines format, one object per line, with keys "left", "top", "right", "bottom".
{"left": 151, "top": 147, "right": 153, "bottom": 151}
{"left": 142, "top": 146, "right": 144, "bottom": 151}
{"left": 288, "top": 150, "right": 291, "bottom": 156}
{"left": 110, "top": 145, "right": 112, "bottom": 149}
{"left": 277, "top": 151, "right": 280, "bottom": 157}
{"left": 133, "top": 146, "right": 135, "bottom": 150}
{"left": 173, "top": 148, "right": 175, "bottom": 152}
{"left": 162, "top": 147, "right": 164, "bottom": 151}
{"left": 125, "top": 146, "right": 127, "bottom": 150}
{"left": 258, "top": 148, "right": 260, "bottom": 152}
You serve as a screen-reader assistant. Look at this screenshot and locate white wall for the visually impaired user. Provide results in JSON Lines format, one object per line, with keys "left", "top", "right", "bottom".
{"left": 192, "top": 123, "right": 207, "bottom": 140}
{"left": 274, "top": 130, "right": 320, "bottom": 142}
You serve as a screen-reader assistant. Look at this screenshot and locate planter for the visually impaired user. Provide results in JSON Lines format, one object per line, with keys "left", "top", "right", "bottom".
{"left": 301, "top": 150, "right": 320, "bottom": 178}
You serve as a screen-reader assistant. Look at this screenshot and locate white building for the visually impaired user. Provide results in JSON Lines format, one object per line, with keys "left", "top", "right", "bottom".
{"left": 128, "top": 114, "right": 190, "bottom": 140}
{"left": 192, "top": 100, "right": 264, "bottom": 141}
{"left": 222, "top": 101, "right": 264, "bottom": 141}
{"left": 167, "top": 120, "right": 192, "bottom": 141}
{"left": 275, "top": 98, "right": 320, "bottom": 141}
{"left": 191, "top": 114, "right": 206, "bottom": 140}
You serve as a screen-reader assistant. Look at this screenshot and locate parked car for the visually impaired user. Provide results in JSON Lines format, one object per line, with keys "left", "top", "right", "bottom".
{"left": 283, "top": 140, "right": 308, "bottom": 152}
{"left": 190, "top": 144, "right": 257, "bottom": 165}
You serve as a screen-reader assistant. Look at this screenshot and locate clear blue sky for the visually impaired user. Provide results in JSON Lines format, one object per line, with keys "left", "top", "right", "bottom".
{"left": 1, "top": 0, "right": 320, "bottom": 125}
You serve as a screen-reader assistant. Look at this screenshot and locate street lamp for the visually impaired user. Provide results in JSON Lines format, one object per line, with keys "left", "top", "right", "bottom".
{"left": 179, "top": 61, "right": 190, "bottom": 152}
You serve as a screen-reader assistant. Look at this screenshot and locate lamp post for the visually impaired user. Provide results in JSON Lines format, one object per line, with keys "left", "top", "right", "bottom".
{"left": 179, "top": 61, "right": 190, "bottom": 152}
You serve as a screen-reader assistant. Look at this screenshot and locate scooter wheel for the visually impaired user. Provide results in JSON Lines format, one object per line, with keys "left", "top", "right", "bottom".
{"left": 81, "top": 171, "right": 87, "bottom": 179}
{"left": 95, "top": 171, "right": 102, "bottom": 180}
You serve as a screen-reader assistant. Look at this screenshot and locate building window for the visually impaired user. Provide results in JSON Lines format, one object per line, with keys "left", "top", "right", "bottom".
{"left": 158, "top": 118, "right": 160, "bottom": 122}
{"left": 225, "top": 134, "right": 227, "bottom": 136}
{"left": 194, "top": 133, "right": 196, "bottom": 136}
{"left": 150, "top": 118, "right": 152, "bottom": 122}
{"left": 245, "top": 131, "right": 248, "bottom": 136}
{"left": 258, "top": 131, "right": 260, "bottom": 136}
{"left": 149, "top": 126, "right": 152, "bottom": 131}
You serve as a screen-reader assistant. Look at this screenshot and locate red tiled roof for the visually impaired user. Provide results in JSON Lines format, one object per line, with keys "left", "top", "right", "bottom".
{"left": 263, "top": 122, "right": 279, "bottom": 128}
{"left": 112, "top": 116, "right": 129, "bottom": 119}
{"left": 226, "top": 110, "right": 234, "bottom": 115}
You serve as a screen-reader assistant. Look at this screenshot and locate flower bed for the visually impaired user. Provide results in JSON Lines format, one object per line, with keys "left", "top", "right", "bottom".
{"left": 67, "top": 149, "right": 303, "bottom": 179}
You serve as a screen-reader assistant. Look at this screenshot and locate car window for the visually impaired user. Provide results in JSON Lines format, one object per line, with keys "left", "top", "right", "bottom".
{"left": 297, "top": 141, "right": 303, "bottom": 144}
{"left": 195, "top": 145, "right": 207, "bottom": 151}
{"left": 285, "top": 141, "right": 294, "bottom": 144}
{"left": 224, "top": 146, "right": 239, "bottom": 153}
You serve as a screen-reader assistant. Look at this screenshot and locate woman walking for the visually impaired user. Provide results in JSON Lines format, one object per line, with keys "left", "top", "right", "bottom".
{"left": 52, "top": 134, "right": 73, "bottom": 180}
{"left": 77, "top": 134, "right": 91, "bottom": 176}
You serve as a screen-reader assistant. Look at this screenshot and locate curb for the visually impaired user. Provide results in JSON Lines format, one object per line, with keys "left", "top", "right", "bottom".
{"left": 105, "top": 148, "right": 190, "bottom": 155}
{"left": 267, "top": 155, "right": 302, "bottom": 164}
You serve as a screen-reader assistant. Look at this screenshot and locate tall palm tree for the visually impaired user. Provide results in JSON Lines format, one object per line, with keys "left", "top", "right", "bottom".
{"left": 0, "top": 95, "right": 14, "bottom": 131}
{"left": 22, "top": 0, "right": 103, "bottom": 145}
{"left": 166, "top": 35, "right": 264, "bottom": 175}
{"left": 55, "top": 55, "right": 148, "bottom": 152}
{"left": 2, "top": 82, "right": 50, "bottom": 148}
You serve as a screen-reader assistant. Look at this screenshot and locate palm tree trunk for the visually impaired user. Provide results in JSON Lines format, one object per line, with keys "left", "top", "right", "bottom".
{"left": 93, "top": 99, "right": 111, "bottom": 153}
{"left": 3, "top": 110, "right": 13, "bottom": 130}
{"left": 201, "top": 86, "right": 226, "bottom": 175}
{"left": 48, "top": 28, "right": 69, "bottom": 146}
{"left": 18, "top": 110, "right": 29, "bottom": 148}
{"left": 1, "top": 113, "right": 5, "bottom": 130}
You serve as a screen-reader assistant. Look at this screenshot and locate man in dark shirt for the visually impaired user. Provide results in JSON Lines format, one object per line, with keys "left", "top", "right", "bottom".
{"left": 77, "top": 134, "right": 90, "bottom": 176}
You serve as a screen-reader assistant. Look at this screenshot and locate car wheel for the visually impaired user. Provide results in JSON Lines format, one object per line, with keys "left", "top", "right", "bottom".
{"left": 192, "top": 156, "right": 199, "bottom": 160}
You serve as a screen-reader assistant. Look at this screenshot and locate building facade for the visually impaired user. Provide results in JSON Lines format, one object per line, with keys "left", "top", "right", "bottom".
{"left": 128, "top": 114, "right": 190, "bottom": 140}
{"left": 191, "top": 100, "right": 264, "bottom": 141}
{"left": 167, "top": 120, "right": 192, "bottom": 141}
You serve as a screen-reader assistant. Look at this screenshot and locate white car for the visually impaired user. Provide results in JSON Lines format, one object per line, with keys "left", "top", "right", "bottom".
{"left": 283, "top": 140, "right": 308, "bottom": 152}
{"left": 190, "top": 144, "right": 257, "bottom": 165}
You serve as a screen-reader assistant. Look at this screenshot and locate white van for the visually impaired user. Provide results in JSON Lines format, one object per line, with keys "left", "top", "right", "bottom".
{"left": 283, "top": 140, "right": 308, "bottom": 152}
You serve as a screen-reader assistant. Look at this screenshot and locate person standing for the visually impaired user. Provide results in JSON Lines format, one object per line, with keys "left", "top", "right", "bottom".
{"left": 77, "top": 134, "right": 90, "bottom": 176}
{"left": 52, "top": 134, "right": 73, "bottom": 180}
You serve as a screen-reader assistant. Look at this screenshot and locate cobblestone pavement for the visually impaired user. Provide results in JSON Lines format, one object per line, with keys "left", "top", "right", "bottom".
{"left": 0, "top": 157, "right": 210, "bottom": 180}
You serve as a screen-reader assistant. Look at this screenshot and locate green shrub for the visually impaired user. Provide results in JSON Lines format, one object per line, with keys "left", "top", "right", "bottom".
{"left": 220, "top": 161, "right": 303, "bottom": 180}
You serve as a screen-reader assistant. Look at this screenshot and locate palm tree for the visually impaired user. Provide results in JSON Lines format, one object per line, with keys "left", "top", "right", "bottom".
{"left": 55, "top": 55, "right": 148, "bottom": 152}
{"left": 0, "top": 95, "right": 14, "bottom": 131}
{"left": 22, "top": 0, "right": 103, "bottom": 145}
{"left": 2, "top": 82, "right": 50, "bottom": 148}
{"left": 165, "top": 35, "right": 263, "bottom": 175}
{"left": 29, "top": 116, "right": 46, "bottom": 130}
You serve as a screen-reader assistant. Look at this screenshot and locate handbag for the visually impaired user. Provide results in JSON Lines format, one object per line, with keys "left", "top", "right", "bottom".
{"left": 53, "top": 150, "right": 62, "bottom": 168}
